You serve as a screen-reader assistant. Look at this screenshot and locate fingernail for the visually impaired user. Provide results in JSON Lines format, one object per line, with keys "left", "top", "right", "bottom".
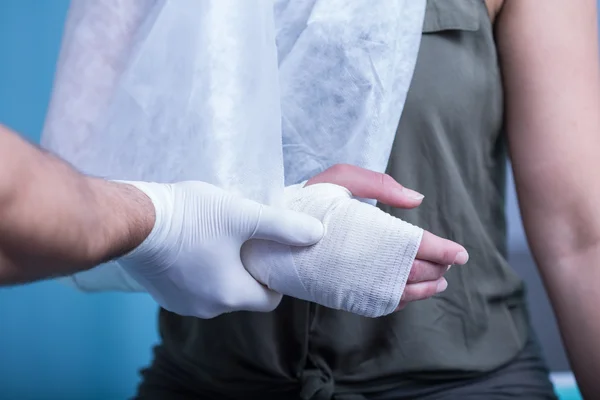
{"left": 436, "top": 279, "right": 448, "bottom": 293}
{"left": 454, "top": 251, "right": 469, "bottom": 265}
{"left": 402, "top": 187, "right": 424, "bottom": 200}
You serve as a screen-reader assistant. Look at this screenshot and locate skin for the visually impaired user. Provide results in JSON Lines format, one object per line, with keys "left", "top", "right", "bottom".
{"left": 0, "top": 124, "right": 154, "bottom": 284}
{"left": 495, "top": 0, "right": 600, "bottom": 397}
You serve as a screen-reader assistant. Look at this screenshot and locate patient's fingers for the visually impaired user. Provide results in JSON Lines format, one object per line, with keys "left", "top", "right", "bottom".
{"left": 395, "top": 277, "right": 448, "bottom": 310}
{"left": 306, "top": 163, "right": 424, "bottom": 209}
{"left": 407, "top": 260, "right": 449, "bottom": 283}
{"left": 417, "top": 231, "right": 469, "bottom": 266}
{"left": 395, "top": 256, "right": 454, "bottom": 311}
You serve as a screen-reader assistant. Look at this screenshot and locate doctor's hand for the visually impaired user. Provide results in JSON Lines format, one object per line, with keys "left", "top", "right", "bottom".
{"left": 306, "top": 164, "right": 468, "bottom": 310}
{"left": 115, "top": 180, "right": 324, "bottom": 319}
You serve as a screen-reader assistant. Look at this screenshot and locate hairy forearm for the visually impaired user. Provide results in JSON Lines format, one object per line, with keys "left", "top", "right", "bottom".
{"left": 0, "top": 124, "right": 154, "bottom": 285}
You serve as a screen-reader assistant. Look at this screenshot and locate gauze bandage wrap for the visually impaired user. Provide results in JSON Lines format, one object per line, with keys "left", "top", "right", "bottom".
{"left": 242, "top": 183, "right": 424, "bottom": 317}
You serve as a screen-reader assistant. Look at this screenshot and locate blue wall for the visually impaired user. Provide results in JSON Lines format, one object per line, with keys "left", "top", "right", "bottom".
{"left": 0, "top": 2, "right": 159, "bottom": 399}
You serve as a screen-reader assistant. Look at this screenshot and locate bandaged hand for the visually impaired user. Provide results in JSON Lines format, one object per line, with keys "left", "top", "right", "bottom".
{"left": 307, "top": 164, "right": 469, "bottom": 311}
{"left": 242, "top": 164, "right": 468, "bottom": 318}
{"left": 114, "top": 181, "right": 324, "bottom": 319}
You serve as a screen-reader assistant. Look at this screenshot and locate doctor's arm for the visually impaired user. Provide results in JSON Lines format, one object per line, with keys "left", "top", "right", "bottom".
{"left": 39, "top": 1, "right": 160, "bottom": 291}
{"left": 0, "top": 124, "right": 154, "bottom": 285}
{"left": 497, "top": 1, "right": 600, "bottom": 397}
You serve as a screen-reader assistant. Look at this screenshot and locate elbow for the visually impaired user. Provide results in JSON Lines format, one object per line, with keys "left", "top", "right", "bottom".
{"left": 523, "top": 202, "right": 600, "bottom": 268}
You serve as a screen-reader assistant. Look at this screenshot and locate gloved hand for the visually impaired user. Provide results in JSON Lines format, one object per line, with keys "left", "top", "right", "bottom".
{"left": 115, "top": 181, "right": 324, "bottom": 319}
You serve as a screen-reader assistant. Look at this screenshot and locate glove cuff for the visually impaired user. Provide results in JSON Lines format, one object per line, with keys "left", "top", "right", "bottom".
{"left": 113, "top": 181, "right": 175, "bottom": 270}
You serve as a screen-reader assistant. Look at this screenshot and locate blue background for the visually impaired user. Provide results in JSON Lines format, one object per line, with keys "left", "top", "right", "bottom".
{"left": 0, "top": 1, "right": 587, "bottom": 399}
{"left": 0, "top": 4, "right": 159, "bottom": 398}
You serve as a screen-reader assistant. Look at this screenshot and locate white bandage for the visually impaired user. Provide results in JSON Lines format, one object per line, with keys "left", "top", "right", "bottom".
{"left": 242, "top": 183, "right": 424, "bottom": 318}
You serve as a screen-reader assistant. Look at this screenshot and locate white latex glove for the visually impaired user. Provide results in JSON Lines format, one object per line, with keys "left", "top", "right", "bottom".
{"left": 115, "top": 181, "right": 324, "bottom": 319}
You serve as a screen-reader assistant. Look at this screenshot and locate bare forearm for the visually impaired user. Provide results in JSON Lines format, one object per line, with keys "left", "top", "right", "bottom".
{"left": 530, "top": 239, "right": 600, "bottom": 399}
{"left": 518, "top": 169, "right": 600, "bottom": 398}
{"left": 0, "top": 124, "right": 154, "bottom": 285}
{"left": 497, "top": 0, "right": 600, "bottom": 396}
{"left": 517, "top": 136, "right": 600, "bottom": 394}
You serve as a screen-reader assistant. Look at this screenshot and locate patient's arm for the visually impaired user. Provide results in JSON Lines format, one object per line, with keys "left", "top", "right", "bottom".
{"left": 497, "top": 0, "right": 600, "bottom": 395}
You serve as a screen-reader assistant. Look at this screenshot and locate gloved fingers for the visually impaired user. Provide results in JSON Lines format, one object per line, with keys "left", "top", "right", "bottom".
{"left": 226, "top": 264, "right": 284, "bottom": 313}
{"left": 407, "top": 260, "right": 450, "bottom": 283}
{"left": 395, "top": 277, "right": 448, "bottom": 310}
{"left": 416, "top": 231, "right": 470, "bottom": 266}
{"left": 250, "top": 204, "right": 324, "bottom": 246}
{"left": 305, "top": 163, "right": 424, "bottom": 208}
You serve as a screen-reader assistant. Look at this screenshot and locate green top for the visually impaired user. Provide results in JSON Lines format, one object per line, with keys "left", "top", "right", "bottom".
{"left": 155, "top": 0, "right": 529, "bottom": 398}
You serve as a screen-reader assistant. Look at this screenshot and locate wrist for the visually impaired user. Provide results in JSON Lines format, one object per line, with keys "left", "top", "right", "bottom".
{"left": 113, "top": 181, "right": 175, "bottom": 267}
{"left": 86, "top": 178, "right": 156, "bottom": 264}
